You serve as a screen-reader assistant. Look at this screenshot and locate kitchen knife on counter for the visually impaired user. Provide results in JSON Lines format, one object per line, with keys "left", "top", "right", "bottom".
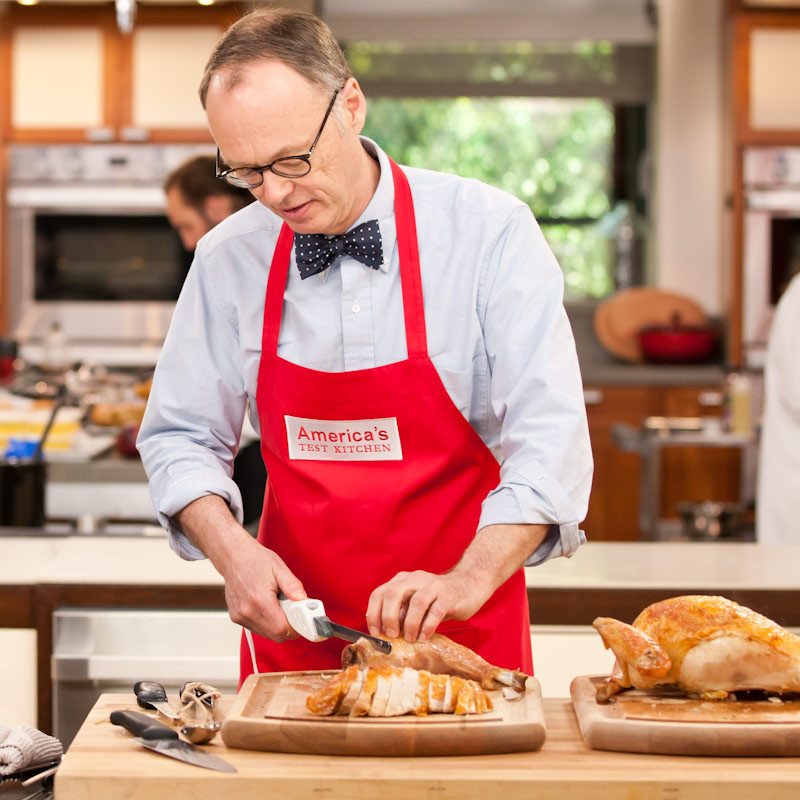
{"left": 278, "top": 593, "right": 392, "bottom": 654}
{"left": 109, "top": 710, "right": 237, "bottom": 773}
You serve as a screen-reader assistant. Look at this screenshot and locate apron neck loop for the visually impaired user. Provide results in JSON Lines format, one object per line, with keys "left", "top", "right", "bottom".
{"left": 262, "top": 158, "right": 428, "bottom": 359}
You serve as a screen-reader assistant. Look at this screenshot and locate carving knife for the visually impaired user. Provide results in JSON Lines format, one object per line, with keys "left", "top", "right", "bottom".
{"left": 109, "top": 710, "right": 237, "bottom": 773}
{"left": 278, "top": 593, "right": 392, "bottom": 654}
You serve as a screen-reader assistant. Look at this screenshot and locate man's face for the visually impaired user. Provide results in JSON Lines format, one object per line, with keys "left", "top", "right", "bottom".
{"left": 165, "top": 186, "right": 212, "bottom": 251}
{"left": 206, "top": 60, "right": 369, "bottom": 236}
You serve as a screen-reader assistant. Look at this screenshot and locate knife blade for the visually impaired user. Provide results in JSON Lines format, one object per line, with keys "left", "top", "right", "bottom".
{"left": 278, "top": 593, "right": 391, "bottom": 654}
{"left": 109, "top": 710, "right": 237, "bottom": 773}
{"left": 313, "top": 616, "right": 392, "bottom": 653}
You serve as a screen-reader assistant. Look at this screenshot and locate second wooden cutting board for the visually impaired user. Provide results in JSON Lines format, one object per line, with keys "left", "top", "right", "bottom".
{"left": 221, "top": 670, "right": 545, "bottom": 756}
{"left": 571, "top": 674, "right": 800, "bottom": 756}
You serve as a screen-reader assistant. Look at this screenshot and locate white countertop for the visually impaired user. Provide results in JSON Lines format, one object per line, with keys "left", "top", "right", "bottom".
{"left": 2, "top": 536, "right": 799, "bottom": 591}
{"left": 526, "top": 540, "right": 800, "bottom": 591}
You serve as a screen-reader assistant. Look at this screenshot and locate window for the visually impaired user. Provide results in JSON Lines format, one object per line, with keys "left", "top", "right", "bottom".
{"left": 349, "top": 40, "right": 652, "bottom": 299}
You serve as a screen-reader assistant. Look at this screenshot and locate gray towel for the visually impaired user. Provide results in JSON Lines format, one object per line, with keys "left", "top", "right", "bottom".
{"left": 0, "top": 726, "right": 62, "bottom": 776}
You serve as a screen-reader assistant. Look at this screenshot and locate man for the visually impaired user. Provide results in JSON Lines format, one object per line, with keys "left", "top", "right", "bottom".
{"left": 757, "top": 271, "right": 800, "bottom": 542}
{"left": 163, "top": 156, "right": 265, "bottom": 528}
{"left": 164, "top": 155, "right": 252, "bottom": 251}
{"left": 138, "top": 8, "right": 593, "bottom": 683}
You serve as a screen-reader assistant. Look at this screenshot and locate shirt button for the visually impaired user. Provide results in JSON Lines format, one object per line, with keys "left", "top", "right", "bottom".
{"left": 352, "top": 301, "right": 361, "bottom": 314}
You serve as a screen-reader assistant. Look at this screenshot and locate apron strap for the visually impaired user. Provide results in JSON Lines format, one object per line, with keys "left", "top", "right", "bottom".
{"left": 262, "top": 158, "right": 428, "bottom": 359}
{"left": 262, "top": 223, "right": 295, "bottom": 355}
{"left": 389, "top": 158, "right": 428, "bottom": 359}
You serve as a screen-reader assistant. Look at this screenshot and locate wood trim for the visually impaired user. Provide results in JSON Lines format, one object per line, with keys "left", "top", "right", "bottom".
{"left": 527, "top": 587, "right": 800, "bottom": 628}
{"left": 133, "top": 6, "right": 242, "bottom": 27}
{"left": 729, "top": 144, "right": 745, "bottom": 368}
{"left": 105, "top": 12, "right": 127, "bottom": 134}
{"left": 0, "top": 585, "right": 35, "bottom": 628}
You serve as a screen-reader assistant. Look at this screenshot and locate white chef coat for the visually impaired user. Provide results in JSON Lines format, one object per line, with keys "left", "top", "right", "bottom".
{"left": 757, "top": 271, "right": 800, "bottom": 542}
{"left": 137, "top": 138, "right": 593, "bottom": 565}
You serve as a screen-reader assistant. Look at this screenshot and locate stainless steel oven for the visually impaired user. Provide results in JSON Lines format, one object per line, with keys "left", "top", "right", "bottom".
{"left": 742, "top": 147, "right": 800, "bottom": 369}
{"left": 6, "top": 144, "right": 213, "bottom": 355}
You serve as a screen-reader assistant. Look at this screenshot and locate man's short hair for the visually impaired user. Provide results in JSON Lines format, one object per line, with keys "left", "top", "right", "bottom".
{"left": 165, "top": 155, "right": 251, "bottom": 214}
{"left": 199, "top": 8, "right": 351, "bottom": 108}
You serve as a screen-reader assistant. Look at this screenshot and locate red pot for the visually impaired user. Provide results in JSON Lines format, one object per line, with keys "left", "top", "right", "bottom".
{"left": 639, "top": 314, "right": 718, "bottom": 364}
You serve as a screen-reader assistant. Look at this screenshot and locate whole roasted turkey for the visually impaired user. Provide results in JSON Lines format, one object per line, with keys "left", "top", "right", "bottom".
{"left": 593, "top": 595, "right": 800, "bottom": 702}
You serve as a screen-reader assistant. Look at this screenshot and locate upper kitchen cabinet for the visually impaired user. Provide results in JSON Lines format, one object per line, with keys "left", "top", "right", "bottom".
{"left": 0, "top": 6, "right": 237, "bottom": 143}
{"left": 732, "top": 9, "right": 800, "bottom": 145}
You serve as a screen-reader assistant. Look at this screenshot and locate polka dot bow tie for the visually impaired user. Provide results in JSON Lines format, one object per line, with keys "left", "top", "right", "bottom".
{"left": 294, "top": 219, "right": 383, "bottom": 279}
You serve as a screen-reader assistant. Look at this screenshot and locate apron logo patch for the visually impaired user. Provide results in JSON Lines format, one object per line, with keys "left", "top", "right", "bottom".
{"left": 284, "top": 416, "right": 403, "bottom": 461}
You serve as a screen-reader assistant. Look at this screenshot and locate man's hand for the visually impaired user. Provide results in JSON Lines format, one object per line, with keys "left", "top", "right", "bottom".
{"left": 366, "top": 523, "right": 550, "bottom": 642}
{"left": 175, "top": 495, "right": 306, "bottom": 641}
{"left": 366, "top": 569, "right": 492, "bottom": 642}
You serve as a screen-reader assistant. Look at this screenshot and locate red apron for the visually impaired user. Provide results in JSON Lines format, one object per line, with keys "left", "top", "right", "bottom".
{"left": 243, "top": 159, "right": 532, "bottom": 684}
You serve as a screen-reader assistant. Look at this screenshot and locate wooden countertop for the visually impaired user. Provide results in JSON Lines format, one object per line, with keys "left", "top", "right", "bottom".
{"left": 55, "top": 694, "right": 800, "bottom": 800}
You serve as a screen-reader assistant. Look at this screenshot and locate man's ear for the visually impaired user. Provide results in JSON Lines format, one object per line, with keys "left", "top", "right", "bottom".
{"left": 204, "top": 194, "right": 234, "bottom": 226}
{"left": 341, "top": 77, "right": 368, "bottom": 135}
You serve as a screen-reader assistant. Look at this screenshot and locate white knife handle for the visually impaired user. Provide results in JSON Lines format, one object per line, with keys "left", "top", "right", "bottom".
{"left": 278, "top": 593, "right": 328, "bottom": 642}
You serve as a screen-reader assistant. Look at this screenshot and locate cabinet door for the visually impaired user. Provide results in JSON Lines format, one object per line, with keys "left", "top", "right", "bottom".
{"left": 1, "top": 11, "right": 116, "bottom": 142}
{"left": 126, "top": 23, "right": 227, "bottom": 141}
{"left": 583, "top": 384, "right": 742, "bottom": 541}
{"left": 0, "top": 7, "right": 236, "bottom": 143}
{"left": 659, "top": 386, "right": 741, "bottom": 517}
{"left": 583, "top": 386, "right": 661, "bottom": 542}
{"left": 732, "top": 12, "right": 800, "bottom": 144}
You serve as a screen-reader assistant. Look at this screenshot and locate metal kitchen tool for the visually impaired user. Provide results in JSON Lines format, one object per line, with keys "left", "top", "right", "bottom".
{"left": 133, "top": 681, "right": 180, "bottom": 721}
{"left": 278, "top": 592, "right": 392, "bottom": 654}
{"left": 109, "top": 710, "right": 236, "bottom": 773}
{"left": 180, "top": 722, "right": 222, "bottom": 745}
{"left": 177, "top": 682, "right": 222, "bottom": 744}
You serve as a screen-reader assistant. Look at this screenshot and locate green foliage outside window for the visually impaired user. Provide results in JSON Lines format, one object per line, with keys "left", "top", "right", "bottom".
{"left": 361, "top": 96, "right": 616, "bottom": 298}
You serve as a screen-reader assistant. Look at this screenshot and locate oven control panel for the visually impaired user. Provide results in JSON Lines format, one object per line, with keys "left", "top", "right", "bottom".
{"left": 8, "top": 144, "right": 214, "bottom": 185}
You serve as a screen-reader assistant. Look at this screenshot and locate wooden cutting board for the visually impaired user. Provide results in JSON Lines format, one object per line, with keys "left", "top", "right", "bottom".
{"left": 571, "top": 675, "right": 800, "bottom": 756}
{"left": 221, "top": 670, "right": 545, "bottom": 756}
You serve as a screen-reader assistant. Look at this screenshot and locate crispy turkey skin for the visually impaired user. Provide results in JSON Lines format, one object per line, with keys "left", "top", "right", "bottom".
{"left": 341, "top": 633, "right": 528, "bottom": 691}
{"left": 593, "top": 595, "right": 800, "bottom": 701}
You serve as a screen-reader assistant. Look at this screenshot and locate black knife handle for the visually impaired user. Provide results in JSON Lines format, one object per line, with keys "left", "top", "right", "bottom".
{"left": 110, "top": 710, "right": 179, "bottom": 741}
{"left": 133, "top": 680, "right": 169, "bottom": 710}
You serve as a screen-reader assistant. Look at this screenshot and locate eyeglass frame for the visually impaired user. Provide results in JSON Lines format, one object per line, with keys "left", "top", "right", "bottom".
{"left": 215, "top": 88, "right": 341, "bottom": 187}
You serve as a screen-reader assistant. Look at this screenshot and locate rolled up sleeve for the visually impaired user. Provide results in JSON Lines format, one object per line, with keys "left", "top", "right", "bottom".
{"left": 137, "top": 243, "right": 249, "bottom": 561}
{"left": 477, "top": 205, "right": 593, "bottom": 565}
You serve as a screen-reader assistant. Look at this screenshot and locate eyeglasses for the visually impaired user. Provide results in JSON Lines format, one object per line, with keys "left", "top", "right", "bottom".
{"left": 216, "top": 89, "right": 340, "bottom": 188}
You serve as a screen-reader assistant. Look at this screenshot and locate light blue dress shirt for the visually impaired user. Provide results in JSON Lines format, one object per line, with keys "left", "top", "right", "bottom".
{"left": 137, "top": 138, "right": 593, "bottom": 566}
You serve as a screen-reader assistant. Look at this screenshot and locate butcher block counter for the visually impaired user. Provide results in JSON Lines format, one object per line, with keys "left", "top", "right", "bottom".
{"left": 56, "top": 693, "right": 800, "bottom": 800}
{"left": 4, "top": 536, "right": 800, "bottom": 733}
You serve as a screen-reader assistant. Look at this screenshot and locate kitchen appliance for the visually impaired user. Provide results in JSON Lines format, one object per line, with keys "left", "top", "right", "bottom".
{"left": 742, "top": 146, "right": 800, "bottom": 369}
{"left": 6, "top": 144, "right": 214, "bottom": 363}
{"left": 278, "top": 593, "right": 392, "bottom": 653}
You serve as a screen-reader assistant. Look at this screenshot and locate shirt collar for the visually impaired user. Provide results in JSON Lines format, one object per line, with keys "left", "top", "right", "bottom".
{"left": 350, "top": 137, "right": 396, "bottom": 275}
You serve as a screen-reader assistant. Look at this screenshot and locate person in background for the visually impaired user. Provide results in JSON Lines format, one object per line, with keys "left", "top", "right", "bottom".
{"left": 757, "top": 271, "right": 800, "bottom": 542}
{"left": 138, "top": 8, "right": 593, "bottom": 684}
{"left": 164, "top": 155, "right": 253, "bottom": 251}
{"left": 164, "top": 155, "right": 265, "bottom": 529}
